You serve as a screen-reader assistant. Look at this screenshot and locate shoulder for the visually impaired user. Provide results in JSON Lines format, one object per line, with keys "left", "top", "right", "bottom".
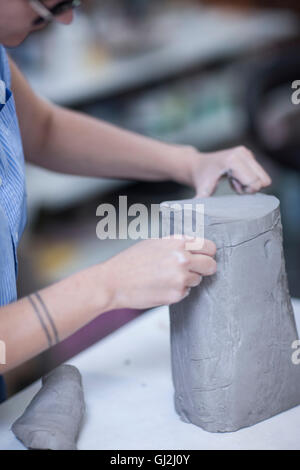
{"left": 0, "top": 45, "right": 11, "bottom": 89}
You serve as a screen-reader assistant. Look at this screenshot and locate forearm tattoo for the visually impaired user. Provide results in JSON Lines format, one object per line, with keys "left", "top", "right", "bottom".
{"left": 28, "top": 292, "right": 59, "bottom": 347}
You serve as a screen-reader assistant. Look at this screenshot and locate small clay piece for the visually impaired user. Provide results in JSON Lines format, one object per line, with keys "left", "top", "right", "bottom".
{"left": 12, "top": 364, "right": 85, "bottom": 450}
{"left": 161, "top": 194, "right": 300, "bottom": 432}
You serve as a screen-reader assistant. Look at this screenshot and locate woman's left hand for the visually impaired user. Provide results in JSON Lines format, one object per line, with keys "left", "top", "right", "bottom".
{"left": 179, "top": 145, "right": 272, "bottom": 197}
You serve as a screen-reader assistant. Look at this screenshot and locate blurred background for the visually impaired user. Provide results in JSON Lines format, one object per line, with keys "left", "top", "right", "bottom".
{"left": 4, "top": 0, "right": 300, "bottom": 395}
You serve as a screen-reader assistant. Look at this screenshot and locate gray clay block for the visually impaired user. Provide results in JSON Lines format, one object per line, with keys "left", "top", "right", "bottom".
{"left": 161, "top": 194, "right": 300, "bottom": 432}
{"left": 12, "top": 364, "right": 85, "bottom": 450}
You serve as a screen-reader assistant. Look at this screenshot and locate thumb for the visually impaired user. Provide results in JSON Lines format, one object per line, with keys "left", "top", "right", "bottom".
{"left": 195, "top": 172, "right": 221, "bottom": 198}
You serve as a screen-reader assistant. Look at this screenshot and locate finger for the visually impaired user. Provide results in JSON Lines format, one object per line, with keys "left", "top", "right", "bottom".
{"left": 185, "top": 238, "right": 216, "bottom": 257}
{"left": 185, "top": 272, "right": 203, "bottom": 288}
{"left": 162, "top": 234, "right": 185, "bottom": 241}
{"left": 189, "top": 254, "right": 217, "bottom": 276}
{"left": 245, "top": 156, "right": 272, "bottom": 187}
{"left": 229, "top": 177, "right": 245, "bottom": 194}
{"left": 229, "top": 159, "right": 264, "bottom": 193}
{"left": 182, "top": 287, "right": 192, "bottom": 300}
{"left": 195, "top": 169, "right": 223, "bottom": 198}
{"left": 245, "top": 178, "right": 264, "bottom": 194}
{"left": 235, "top": 147, "right": 271, "bottom": 187}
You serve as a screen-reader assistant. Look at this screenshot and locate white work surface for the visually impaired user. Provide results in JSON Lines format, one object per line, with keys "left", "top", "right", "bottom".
{"left": 1, "top": 300, "right": 300, "bottom": 450}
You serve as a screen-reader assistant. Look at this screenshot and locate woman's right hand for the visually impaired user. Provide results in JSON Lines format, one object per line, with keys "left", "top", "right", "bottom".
{"left": 0, "top": 236, "right": 216, "bottom": 373}
{"left": 102, "top": 237, "right": 217, "bottom": 310}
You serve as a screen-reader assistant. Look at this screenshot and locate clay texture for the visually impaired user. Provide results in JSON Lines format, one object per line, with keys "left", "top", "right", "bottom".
{"left": 12, "top": 364, "right": 85, "bottom": 450}
{"left": 161, "top": 194, "right": 300, "bottom": 432}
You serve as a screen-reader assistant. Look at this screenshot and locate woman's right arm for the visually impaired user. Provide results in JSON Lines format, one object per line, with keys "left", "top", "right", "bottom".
{"left": 0, "top": 237, "right": 216, "bottom": 374}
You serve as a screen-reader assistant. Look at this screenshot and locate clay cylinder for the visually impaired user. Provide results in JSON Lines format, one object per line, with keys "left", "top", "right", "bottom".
{"left": 161, "top": 194, "right": 300, "bottom": 432}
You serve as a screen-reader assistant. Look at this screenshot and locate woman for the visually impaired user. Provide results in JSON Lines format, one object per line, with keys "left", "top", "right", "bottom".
{"left": 0, "top": 0, "right": 271, "bottom": 401}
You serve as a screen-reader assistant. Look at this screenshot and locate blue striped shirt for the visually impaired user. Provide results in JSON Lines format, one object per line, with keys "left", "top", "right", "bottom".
{"left": 0, "top": 45, "right": 27, "bottom": 402}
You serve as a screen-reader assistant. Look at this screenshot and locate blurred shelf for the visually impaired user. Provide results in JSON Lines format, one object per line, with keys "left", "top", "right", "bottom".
{"left": 25, "top": 165, "right": 130, "bottom": 218}
{"left": 21, "top": 6, "right": 299, "bottom": 215}
{"left": 28, "top": 8, "right": 299, "bottom": 106}
{"left": 163, "top": 106, "right": 246, "bottom": 148}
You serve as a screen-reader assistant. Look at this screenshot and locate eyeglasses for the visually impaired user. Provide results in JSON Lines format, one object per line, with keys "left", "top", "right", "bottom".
{"left": 29, "top": 0, "right": 81, "bottom": 26}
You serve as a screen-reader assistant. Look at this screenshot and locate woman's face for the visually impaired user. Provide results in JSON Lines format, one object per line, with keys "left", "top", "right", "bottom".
{"left": 0, "top": 0, "right": 74, "bottom": 47}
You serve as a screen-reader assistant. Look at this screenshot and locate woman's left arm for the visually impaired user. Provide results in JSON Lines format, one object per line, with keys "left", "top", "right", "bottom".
{"left": 10, "top": 58, "right": 271, "bottom": 196}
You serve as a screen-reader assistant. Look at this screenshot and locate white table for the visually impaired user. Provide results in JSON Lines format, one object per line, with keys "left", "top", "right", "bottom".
{"left": 1, "top": 300, "right": 300, "bottom": 450}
